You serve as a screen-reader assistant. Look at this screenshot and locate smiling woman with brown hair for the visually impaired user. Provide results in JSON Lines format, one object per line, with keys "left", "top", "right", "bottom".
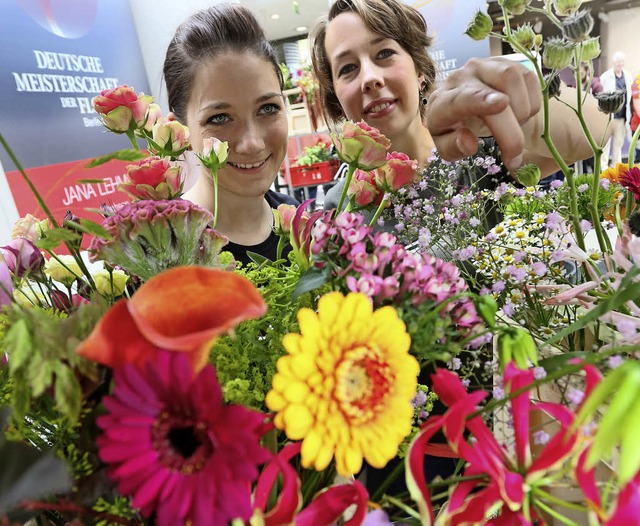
{"left": 163, "top": 3, "right": 299, "bottom": 266}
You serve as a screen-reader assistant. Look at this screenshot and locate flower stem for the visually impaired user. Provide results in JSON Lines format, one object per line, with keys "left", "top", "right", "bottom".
{"left": 535, "top": 499, "right": 583, "bottom": 526}
{"left": 126, "top": 130, "right": 140, "bottom": 151}
{"left": 369, "top": 196, "right": 388, "bottom": 227}
{"left": 335, "top": 163, "right": 356, "bottom": 215}
{"left": 212, "top": 169, "right": 219, "bottom": 229}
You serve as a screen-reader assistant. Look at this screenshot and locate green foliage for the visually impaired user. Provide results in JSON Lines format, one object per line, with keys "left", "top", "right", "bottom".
{"left": 555, "top": 173, "right": 619, "bottom": 222}
{"left": 85, "top": 148, "right": 147, "bottom": 168}
{"left": 0, "top": 296, "right": 108, "bottom": 422}
{"left": 93, "top": 496, "right": 138, "bottom": 526}
{"left": 295, "top": 142, "right": 334, "bottom": 167}
{"left": 211, "top": 262, "right": 326, "bottom": 410}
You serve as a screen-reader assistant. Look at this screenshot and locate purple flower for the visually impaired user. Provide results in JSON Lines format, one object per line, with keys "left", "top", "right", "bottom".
{"left": 578, "top": 183, "right": 589, "bottom": 193}
{"left": 507, "top": 265, "right": 527, "bottom": 281}
{"left": 1, "top": 237, "right": 45, "bottom": 278}
{"left": 533, "top": 366, "right": 547, "bottom": 380}
{"left": 546, "top": 211, "right": 563, "bottom": 230}
{"left": 600, "top": 178, "right": 611, "bottom": 190}
{"left": 0, "top": 259, "right": 13, "bottom": 308}
{"left": 532, "top": 261, "right": 548, "bottom": 277}
{"left": 567, "top": 388, "right": 585, "bottom": 406}
{"left": 616, "top": 319, "right": 637, "bottom": 338}
{"left": 550, "top": 179, "right": 564, "bottom": 189}
{"left": 580, "top": 220, "right": 592, "bottom": 234}
{"left": 412, "top": 390, "right": 428, "bottom": 408}
{"left": 533, "top": 430, "right": 550, "bottom": 445}
{"left": 492, "top": 280, "right": 506, "bottom": 294}
{"left": 607, "top": 355, "right": 623, "bottom": 369}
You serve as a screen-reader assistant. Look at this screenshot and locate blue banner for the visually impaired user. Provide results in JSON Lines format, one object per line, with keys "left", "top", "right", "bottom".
{"left": 407, "top": 0, "right": 491, "bottom": 81}
{"left": 0, "top": 0, "right": 150, "bottom": 171}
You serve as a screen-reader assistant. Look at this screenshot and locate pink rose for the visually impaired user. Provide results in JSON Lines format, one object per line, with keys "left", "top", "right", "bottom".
{"left": 331, "top": 121, "right": 390, "bottom": 171}
{"left": 11, "top": 214, "right": 48, "bottom": 242}
{"left": 199, "top": 137, "right": 229, "bottom": 172}
{"left": 142, "top": 103, "right": 164, "bottom": 133}
{"left": 348, "top": 169, "right": 382, "bottom": 208}
{"left": 93, "top": 85, "right": 153, "bottom": 133}
{"left": 274, "top": 204, "right": 298, "bottom": 234}
{"left": 376, "top": 151, "right": 419, "bottom": 192}
{"left": 119, "top": 156, "right": 183, "bottom": 201}
{"left": 151, "top": 120, "right": 190, "bottom": 157}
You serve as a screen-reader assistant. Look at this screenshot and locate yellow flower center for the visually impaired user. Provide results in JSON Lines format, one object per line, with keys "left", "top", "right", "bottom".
{"left": 335, "top": 345, "right": 392, "bottom": 425}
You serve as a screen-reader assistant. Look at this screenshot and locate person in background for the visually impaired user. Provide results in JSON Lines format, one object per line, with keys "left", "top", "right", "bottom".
{"left": 312, "top": 0, "right": 609, "bottom": 212}
{"left": 578, "top": 62, "right": 603, "bottom": 96}
{"left": 163, "top": 3, "right": 299, "bottom": 267}
{"left": 600, "top": 51, "right": 633, "bottom": 169}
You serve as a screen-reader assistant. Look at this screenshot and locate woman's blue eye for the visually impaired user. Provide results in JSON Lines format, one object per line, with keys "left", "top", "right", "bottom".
{"left": 208, "top": 114, "right": 229, "bottom": 125}
{"left": 338, "top": 64, "right": 356, "bottom": 77}
{"left": 260, "top": 103, "right": 281, "bottom": 115}
{"left": 378, "top": 49, "right": 395, "bottom": 59}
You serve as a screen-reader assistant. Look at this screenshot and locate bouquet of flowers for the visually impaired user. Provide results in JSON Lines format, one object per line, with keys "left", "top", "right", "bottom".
{"left": 2, "top": 1, "right": 640, "bottom": 524}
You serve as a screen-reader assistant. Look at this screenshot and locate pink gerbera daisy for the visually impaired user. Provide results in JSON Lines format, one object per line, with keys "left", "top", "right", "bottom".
{"left": 619, "top": 166, "right": 640, "bottom": 201}
{"left": 97, "top": 350, "right": 271, "bottom": 526}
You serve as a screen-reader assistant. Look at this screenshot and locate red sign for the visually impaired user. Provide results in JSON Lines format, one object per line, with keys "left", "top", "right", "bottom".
{"left": 5, "top": 157, "right": 131, "bottom": 227}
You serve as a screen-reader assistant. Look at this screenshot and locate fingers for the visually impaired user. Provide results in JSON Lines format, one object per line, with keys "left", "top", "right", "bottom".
{"left": 426, "top": 57, "right": 542, "bottom": 171}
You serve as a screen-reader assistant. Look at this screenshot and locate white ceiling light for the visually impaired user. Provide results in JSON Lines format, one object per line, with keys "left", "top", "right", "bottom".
{"left": 296, "top": 26, "right": 308, "bottom": 32}
{"left": 271, "top": 14, "right": 280, "bottom": 19}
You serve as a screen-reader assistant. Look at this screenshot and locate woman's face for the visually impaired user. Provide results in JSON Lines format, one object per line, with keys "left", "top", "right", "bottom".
{"left": 324, "top": 12, "right": 423, "bottom": 141}
{"left": 185, "top": 52, "right": 287, "bottom": 198}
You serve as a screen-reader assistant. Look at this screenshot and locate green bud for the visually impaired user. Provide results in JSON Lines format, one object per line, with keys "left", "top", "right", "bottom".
{"left": 542, "top": 37, "right": 575, "bottom": 70}
{"left": 534, "top": 34, "right": 544, "bottom": 48}
{"left": 497, "top": 327, "right": 537, "bottom": 371}
{"left": 581, "top": 37, "right": 601, "bottom": 61}
{"left": 512, "top": 23, "right": 536, "bottom": 50}
{"left": 499, "top": 0, "right": 531, "bottom": 16}
{"left": 474, "top": 295, "right": 498, "bottom": 328}
{"left": 517, "top": 163, "right": 542, "bottom": 186}
{"left": 562, "top": 9, "right": 594, "bottom": 42}
{"left": 545, "top": 72, "right": 562, "bottom": 98}
{"left": 465, "top": 10, "right": 493, "bottom": 41}
{"left": 553, "top": 0, "right": 584, "bottom": 16}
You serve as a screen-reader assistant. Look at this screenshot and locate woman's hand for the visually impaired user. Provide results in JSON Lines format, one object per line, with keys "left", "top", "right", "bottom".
{"left": 426, "top": 57, "right": 541, "bottom": 173}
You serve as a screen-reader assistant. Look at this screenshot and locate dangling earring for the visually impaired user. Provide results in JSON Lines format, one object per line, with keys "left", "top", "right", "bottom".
{"left": 420, "top": 81, "right": 428, "bottom": 106}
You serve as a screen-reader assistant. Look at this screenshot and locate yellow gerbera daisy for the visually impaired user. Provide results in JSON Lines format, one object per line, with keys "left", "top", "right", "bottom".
{"left": 265, "top": 292, "right": 419, "bottom": 477}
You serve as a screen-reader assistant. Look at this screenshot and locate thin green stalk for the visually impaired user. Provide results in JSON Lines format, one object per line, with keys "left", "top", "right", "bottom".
{"left": 370, "top": 457, "right": 404, "bottom": 501}
{"left": 384, "top": 496, "right": 421, "bottom": 520}
{"left": 533, "top": 487, "right": 589, "bottom": 513}
{"left": 369, "top": 195, "right": 388, "bottom": 227}
{"left": 125, "top": 130, "right": 140, "bottom": 151}
{"left": 212, "top": 170, "right": 219, "bottom": 229}
{"left": 501, "top": 7, "right": 585, "bottom": 250}
{"left": 335, "top": 163, "right": 356, "bottom": 214}
{"left": 535, "top": 499, "right": 583, "bottom": 526}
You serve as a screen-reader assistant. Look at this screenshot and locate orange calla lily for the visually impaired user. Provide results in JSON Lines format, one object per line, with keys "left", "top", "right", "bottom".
{"left": 77, "top": 266, "right": 266, "bottom": 371}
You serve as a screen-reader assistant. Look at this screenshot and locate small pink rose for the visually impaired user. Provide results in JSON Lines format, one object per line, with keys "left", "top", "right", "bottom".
{"left": 11, "top": 214, "right": 48, "bottom": 242}
{"left": 331, "top": 121, "right": 390, "bottom": 171}
{"left": 151, "top": 120, "right": 190, "bottom": 156}
{"left": 376, "top": 151, "right": 419, "bottom": 192}
{"left": 274, "top": 204, "right": 299, "bottom": 234}
{"left": 93, "top": 85, "right": 153, "bottom": 133}
{"left": 119, "top": 156, "right": 183, "bottom": 201}
{"left": 143, "top": 103, "right": 164, "bottom": 132}
{"left": 348, "top": 169, "right": 382, "bottom": 208}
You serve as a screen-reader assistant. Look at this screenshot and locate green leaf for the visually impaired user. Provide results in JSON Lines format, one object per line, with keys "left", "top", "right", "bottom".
{"left": 4, "top": 319, "right": 32, "bottom": 373}
{"left": 475, "top": 294, "right": 497, "bottom": 328}
{"left": 76, "top": 178, "right": 107, "bottom": 184}
{"left": 63, "top": 218, "right": 111, "bottom": 240}
{"left": 246, "top": 251, "right": 271, "bottom": 267}
{"left": 35, "top": 227, "right": 81, "bottom": 251}
{"left": 28, "top": 359, "right": 56, "bottom": 398}
{"left": 293, "top": 266, "right": 330, "bottom": 300}
{"left": 0, "top": 441, "right": 72, "bottom": 514}
{"left": 53, "top": 364, "right": 82, "bottom": 422}
{"left": 85, "top": 148, "right": 147, "bottom": 168}
{"left": 537, "top": 352, "right": 588, "bottom": 373}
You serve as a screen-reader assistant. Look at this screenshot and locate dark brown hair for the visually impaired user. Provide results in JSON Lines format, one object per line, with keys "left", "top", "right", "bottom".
{"left": 163, "top": 3, "right": 283, "bottom": 123}
{"left": 310, "top": 0, "right": 436, "bottom": 128}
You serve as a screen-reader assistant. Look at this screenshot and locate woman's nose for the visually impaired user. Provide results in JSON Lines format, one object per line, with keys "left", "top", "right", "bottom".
{"left": 233, "top": 121, "right": 265, "bottom": 155}
{"left": 360, "top": 60, "right": 384, "bottom": 92}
